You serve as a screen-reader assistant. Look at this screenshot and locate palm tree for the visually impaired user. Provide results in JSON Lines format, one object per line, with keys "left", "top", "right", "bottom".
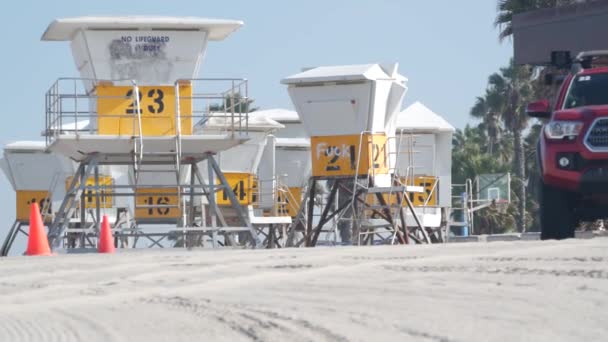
{"left": 475, "top": 201, "right": 517, "bottom": 234}
{"left": 452, "top": 125, "right": 515, "bottom": 234}
{"left": 452, "top": 125, "right": 505, "bottom": 185}
{"left": 485, "top": 60, "right": 535, "bottom": 232}
{"left": 495, "top": 0, "right": 581, "bottom": 41}
{"left": 209, "top": 92, "right": 258, "bottom": 113}
{"left": 471, "top": 89, "right": 506, "bottom": 155}
{"left": 495, "top": 132, "right": 514, "bottom": 164}
{"left": 524, "top": 123, "right": 543, "bottom": 231}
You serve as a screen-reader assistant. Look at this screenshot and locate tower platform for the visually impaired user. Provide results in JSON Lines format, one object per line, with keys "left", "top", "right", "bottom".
{"left": 47, "top": 134, "right": 249, "bottom": 163}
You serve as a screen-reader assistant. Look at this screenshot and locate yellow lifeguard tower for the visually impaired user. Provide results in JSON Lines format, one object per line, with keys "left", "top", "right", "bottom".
{"left": 0, "top": 142, "right": 75, "bottom": 255}
{"left": 282, "top": 63, "right": 433, "bottom": 246}
{"left": 41, "top": 16, "right": 259, "bottom": 250}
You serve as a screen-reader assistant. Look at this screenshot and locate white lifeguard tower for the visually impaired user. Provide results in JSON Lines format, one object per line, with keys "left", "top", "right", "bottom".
{"left": 240, "top": 109, "right": 312, "bottom": 247}
{"left": 199, "top": 113, "right": 283, "bottom": 209}
{"left": 0, "top": 142, "right": 75, "bottom": 255}
{"left": 282, "top": 64, "right": 433, "bottom": 246}
{"left": 274, "top": 137, "right": 310, "bottom": 214}
{"left": 195, "top": 112, "right": 296, "bottom": 247}
{"left": 41, "top": 16, "right": 259, "bottom": 250}
{"left": 394, "top": 102, "right": 455, "bottom": 240}
{"left": 250, "top": 109, "right": 311, "bottom": 218}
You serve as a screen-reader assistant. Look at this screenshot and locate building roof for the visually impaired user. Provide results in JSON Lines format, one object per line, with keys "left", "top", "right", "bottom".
{"left": 282, "top": 63, "right": 407, "bottom": 84}
{"left": 395, "top": 101, "right": 455, "bottom": 133}
{"left": 41, "top": 16, "right": 243, "bottom": 41}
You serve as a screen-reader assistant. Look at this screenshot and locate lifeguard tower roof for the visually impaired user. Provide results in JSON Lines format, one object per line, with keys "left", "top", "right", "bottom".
{"left": 41, "top": 16, "right": 244, "bottom": 87}
{"left": 249, "top": 109, "right": 301, "bottom": 123}
{"left": 275, "top": 138, "right": 310, "bottom": 148}
{"left": 396, "top": 102, "right": 455, "bottom": 133}
{"left": 1, "top": 141, "right": 74, "bottom": 192}
{"left": 3, "top": 141, "right": 47, "bottom": 152}
{"left": 282, "top": 64, "right": 407, "bottom": 84}
{"left": 282, "top": 63, "right": 407, "bottom": 136}
{"left": 198, "top": 113, "right": 284, "bottom": 133}
{"left": 42, "top": 16, "right": 243, "bottom": 41}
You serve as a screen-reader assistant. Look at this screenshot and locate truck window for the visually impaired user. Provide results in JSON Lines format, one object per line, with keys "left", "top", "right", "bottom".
{"left": 564, "top": 73, "right": 608, "bottom": 109}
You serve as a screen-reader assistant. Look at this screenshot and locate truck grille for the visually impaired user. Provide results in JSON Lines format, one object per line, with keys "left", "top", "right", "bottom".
{"left": 586, "top": 119, "right": 608, "bottom": 150}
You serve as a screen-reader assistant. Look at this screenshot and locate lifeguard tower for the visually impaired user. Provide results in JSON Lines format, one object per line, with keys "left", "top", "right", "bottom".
{"left": 249, "top": 109, "right": 310, "bottom": 218}
{"left": 273, "top": 136, "right": 310, "bottom": 218}
{"left": 196, "top": 112, "right": 294, "bottom": 247}
{"left": 0, "top": 142, "right": 75, "bottom": 255}
{"left": 247, "top": 109, "right": 311, "bottom": 246}
{"left": 199, "top": 113, "right": 283, "bottom": 209}
{"left": 282, "top": 64, "right": 431, "bottom": 246}
{"left": 42, "top": 16, "right": 258, "bottom": 250}
{"left": 393, "top": 102, "right": 455, "bottom": 242}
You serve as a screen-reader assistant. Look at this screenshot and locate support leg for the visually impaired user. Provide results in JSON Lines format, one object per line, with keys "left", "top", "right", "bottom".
{"left": 208, "top": 155, "right": 259, "bottom": 248}
{"left": 286, "top": 178, "right": 313, "bottom": 247}
{"left": 268, "top": 224, "right": 275, "bottom": 249}
{"left": 310, "top": 180, "right": 339, "bottom": 246}
{"left": 403, "top": 191, "right": 431, "bottom": 243}
{"left": 94, "top": 165, "right": 101, "bottom": 235}
{"left": 305, "top": 179, "right": 317, "bottom": 247}
{"left": 188, "top": 163, "right": 196, "bottom": 227}
{"left": 1, "top": 221, "right": 21, "bottom": 256}
{"left": 193, "top": 163, "right": 234, "bottom": 247}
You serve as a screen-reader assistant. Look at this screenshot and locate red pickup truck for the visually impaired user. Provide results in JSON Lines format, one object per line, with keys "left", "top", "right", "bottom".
{"left": 527, "top": 52, "right": 608, "bottom": 240}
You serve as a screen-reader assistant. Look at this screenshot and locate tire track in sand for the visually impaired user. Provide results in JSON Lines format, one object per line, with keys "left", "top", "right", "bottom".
{"left": 140, "top": 295, "right": 349, "bottom": 341}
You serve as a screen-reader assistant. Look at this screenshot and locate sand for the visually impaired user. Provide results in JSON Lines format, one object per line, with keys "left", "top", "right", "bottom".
{"left": 0, "top": 238, "right": 607, "bottom": 341}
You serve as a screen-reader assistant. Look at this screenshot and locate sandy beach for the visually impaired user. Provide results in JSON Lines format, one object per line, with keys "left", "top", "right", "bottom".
{"left": 0, "top": 238, "right": 607, "bottom": 341}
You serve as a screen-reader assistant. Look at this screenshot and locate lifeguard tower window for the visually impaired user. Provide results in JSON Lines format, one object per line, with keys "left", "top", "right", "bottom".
{"left": 564, "top": 73, "right": 608, "bottom": 109}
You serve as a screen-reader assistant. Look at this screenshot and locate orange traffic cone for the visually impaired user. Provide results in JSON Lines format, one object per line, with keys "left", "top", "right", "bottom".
{"left": 25, "top": 202, "right": 52, "bottom": 256}
{"left": 98, "top": 215, "right": 115, "bottom": 254}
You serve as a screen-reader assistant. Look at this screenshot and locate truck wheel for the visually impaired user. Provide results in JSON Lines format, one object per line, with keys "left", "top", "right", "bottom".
{"left": 539, "top": 180, "right": 576, "bottom": 240}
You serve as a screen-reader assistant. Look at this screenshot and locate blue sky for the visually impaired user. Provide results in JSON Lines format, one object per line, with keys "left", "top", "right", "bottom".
{"left": 0, "top": 0, "right": 512, "bottom": 251}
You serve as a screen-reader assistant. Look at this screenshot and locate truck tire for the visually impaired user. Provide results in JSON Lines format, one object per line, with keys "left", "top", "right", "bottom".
{"left": 539, "top": 180, "right": 576, "bottom": 240}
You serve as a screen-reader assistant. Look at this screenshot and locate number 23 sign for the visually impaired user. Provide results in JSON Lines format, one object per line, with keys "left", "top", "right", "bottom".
{"left": 96, "top": 84, "right": 192, "bottom": 136}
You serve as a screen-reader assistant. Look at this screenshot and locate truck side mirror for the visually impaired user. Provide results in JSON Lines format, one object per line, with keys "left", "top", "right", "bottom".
{"left": 526, "top": 100, "right": 551, "bottom": 119}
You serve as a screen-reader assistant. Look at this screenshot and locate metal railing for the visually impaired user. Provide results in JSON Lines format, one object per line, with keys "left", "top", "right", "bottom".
{"left": 45, "top": 78, "right": 100, "bottom": 145}
{"left": 44, "top": 77, "right": 251, "bottom": 145}
{"left": 178, "top": 78, "right": 250, "bottom": 138}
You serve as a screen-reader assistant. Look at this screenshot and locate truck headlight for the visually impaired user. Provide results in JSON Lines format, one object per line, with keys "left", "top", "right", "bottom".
{"left": 545, "top": 121, "right": 583, "bottom": 140}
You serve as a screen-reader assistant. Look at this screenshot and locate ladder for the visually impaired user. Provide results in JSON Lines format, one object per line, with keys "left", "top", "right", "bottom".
{"left": 131, "top": 82, "right": 183, "bottom": 215}
{"left": 449, "top": 179, "right": 473, "bottom": 236}
{"left": 41, "top": 171, "right": 61, "bottom": 223}
{"left": 48, "top": 159, "right": 99, "bottom": 248}
{"left": 352, "top": 131, "right": 431, "bottom": 245}
{"left": 131, "top": 83, "right": 144, "bottom": 184}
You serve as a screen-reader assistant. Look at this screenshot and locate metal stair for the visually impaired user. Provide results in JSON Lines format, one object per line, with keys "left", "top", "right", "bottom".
{"left": 47, "top": 160, "right": 98, "bottom": 248}
{"left": 130, "top": 82, "right": 185, "bottom": 215}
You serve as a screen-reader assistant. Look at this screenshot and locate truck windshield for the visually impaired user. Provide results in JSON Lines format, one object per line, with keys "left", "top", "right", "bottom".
{"left": 564, "top": 73, "right": 608, "bottom": 108}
